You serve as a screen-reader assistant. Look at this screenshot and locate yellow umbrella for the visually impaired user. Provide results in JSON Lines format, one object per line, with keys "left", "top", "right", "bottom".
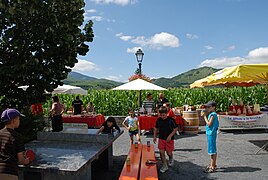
{"left": 190, "top": 77, "right": 209, "bottom": 88}
{"left": 205, "top": 64, "right": 268, "bottom": 87}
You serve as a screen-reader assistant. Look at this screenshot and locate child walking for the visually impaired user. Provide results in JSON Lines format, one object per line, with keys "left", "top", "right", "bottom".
{"left": 201, "top": 101, "right": 219, "bottom": 173}
{"left": 122, "top": 108, "right": 141, "bottom": 144}
{"left": 96, "top": 116, "right": 121, "bottom": 134}
{"left": 153, "top": 106, "right": 178, "bottom": 173}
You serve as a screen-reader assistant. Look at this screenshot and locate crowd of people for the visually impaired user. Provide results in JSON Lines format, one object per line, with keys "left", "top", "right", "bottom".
{"left": 0, "top": 93, "right": 219, "bottom": 177}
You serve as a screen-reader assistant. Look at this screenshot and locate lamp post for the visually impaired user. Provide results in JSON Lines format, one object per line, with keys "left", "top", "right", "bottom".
{"left": 135, "top": 49, "right": 144, "bottom": 75}
{"left": 135, "top": 49, "right": 144, "bottom": 107}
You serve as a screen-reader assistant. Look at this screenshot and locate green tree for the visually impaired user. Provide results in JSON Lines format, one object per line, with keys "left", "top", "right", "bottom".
{"left": 0, "top": 0, "right": 94, "bottom": 110}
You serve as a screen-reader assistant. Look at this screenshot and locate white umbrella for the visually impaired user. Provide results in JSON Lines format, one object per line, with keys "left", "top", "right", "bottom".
{"left": 112, "top": 78, "right": 167, "bottom": 107}
{"left": 52, "top": 85, "right": 88, "bottom": 95}
{"left": 19, "top": 84, "right": 88, "bottom": 95}
{"left": 112, "top": 78, "right": 167, "bottom": 90}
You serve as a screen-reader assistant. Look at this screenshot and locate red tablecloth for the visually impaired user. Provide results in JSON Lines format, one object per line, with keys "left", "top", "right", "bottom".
{"left": 62, "top": 114, "right": 105, "bottom": 128}
{"left": 138, "top": 115, "right": 183, "bottom": 131}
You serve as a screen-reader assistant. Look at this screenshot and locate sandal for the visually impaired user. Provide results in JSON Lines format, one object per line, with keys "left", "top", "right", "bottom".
{"left": 207, "top": 167, "right": 216, "bottom": 173}
{"left": 204, "top": 166, "right": 217, "bottom": 173}
{"left": 205, "top": 165, "right": 217, "bottom": 170}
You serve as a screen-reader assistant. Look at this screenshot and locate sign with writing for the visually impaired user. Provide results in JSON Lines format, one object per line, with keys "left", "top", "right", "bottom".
{"left": 219, "top": 114, "right": 268, "bottom": 130}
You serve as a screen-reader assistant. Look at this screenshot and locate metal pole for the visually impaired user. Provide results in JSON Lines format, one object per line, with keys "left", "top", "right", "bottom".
{"left": 139, "top": 63, "right": 142, "bottom": 107}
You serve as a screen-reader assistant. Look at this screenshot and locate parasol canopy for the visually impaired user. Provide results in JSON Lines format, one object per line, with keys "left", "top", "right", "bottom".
{"left": 190, "top": 77, "right": 209, "bottom": 88}
{"left": 112, "top": 78, "right": 167, "bottom": 91}
{"left": 205, "top": 64, "right": 268, "bottom": 87}
{"left": 19, "top": 84, "right": 88, "bottom": 95}
{"left": 52, "top": 85, "right": 88, "bottom": 95}
{"left": 112, "top": 78, "right": 167, "bottom": 107}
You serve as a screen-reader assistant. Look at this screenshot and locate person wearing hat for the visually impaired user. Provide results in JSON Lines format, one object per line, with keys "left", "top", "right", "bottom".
{"left": 201, "top": 101, "right": 219, "bottom": 173}
{"left": 0, "top": 109, "right": 30, "bottom": 180}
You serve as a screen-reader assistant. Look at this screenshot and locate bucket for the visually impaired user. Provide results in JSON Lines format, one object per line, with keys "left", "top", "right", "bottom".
{"left": 183, "top": 111, "right": 199, "bottom": 134}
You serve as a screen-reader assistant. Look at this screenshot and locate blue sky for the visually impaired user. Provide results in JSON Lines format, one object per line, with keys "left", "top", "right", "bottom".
{"left": 72, "top": 0, "right": 268, "bottom": 82}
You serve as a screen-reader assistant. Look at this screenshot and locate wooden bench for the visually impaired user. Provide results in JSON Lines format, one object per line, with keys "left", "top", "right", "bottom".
{"left": 119, "top": 144, "right": 158, "bottom": 180}
{"left": 139, "top": 145, "right": 158, "bottom": 180}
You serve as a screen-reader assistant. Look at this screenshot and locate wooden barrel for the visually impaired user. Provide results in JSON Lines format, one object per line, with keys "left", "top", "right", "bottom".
{"left": 183, "top": 111, "right": 199, "bottom": 134}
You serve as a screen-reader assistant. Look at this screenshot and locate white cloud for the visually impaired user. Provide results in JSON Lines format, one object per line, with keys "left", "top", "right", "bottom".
{"left": 248, "top": 47, "right": 268, "bottom": 58}
{"left": 186, "top": 33, "right": 199, "bottom": 40}
{"left": 204, "top": 45, "right": 213, "bottom": 50}
{"left": 72, "top": 59, "right": 100, "bottom": 73}
{"left": 106, "top": 18, "right": 116, "bottom": 23}
{"left": 131, "top": 32, "right": 180, "bottom": 50}
{"left": 115, "top": 32, "right": 132, "bottom": 41}
{"left": 199, "top": 57, "right": 246, "bottom": 68}
{"left": 90, "top": 16, "right": 104, "bottom": 22}
{"left": 116, "top": 32, "right": 179, "bottom": 51}
{"left": 92, "top": 0, "right": 138, "bottom": 6}
{"left": 199, "top": 47, "right": 268, "bottom": 68}
{"left": 105, "top": 75, "right": 123, "bottom": 82}
{"left": 227, "top": 45, "right": 235, "bottom": 51}
{"left": 223, "top": 45, "right": 236, "bottom": 53}
{"left": 116, "top": 32, "right": 123, "bottom": 37}
{"left": 120, "top": 35, "right": 133, "bottom": 41}
{"left": 106, "top": 27, "right": 112, "bottom": 31}
{"left": 84, "top": 9, "right": 97, "bottom": 21}
{"left": 85, "top": 9, "right": 97, "bottom": 13}
{"left": 127, "top": 47, "right": 142, "bottom": 53}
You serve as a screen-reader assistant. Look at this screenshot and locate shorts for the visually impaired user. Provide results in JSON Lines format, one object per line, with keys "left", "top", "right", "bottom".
{"left": 207, "top": 134, "right": 217, "bottom": 155}
{"left": 129, "top": 129, "right": 138, "bottom": 136}
{"left": 158, "top": 139, "right": 174, "bottom": 153}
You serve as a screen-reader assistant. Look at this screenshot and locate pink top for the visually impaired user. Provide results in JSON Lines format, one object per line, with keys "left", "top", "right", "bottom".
{"left": 51, "top": 102, "right": 64, "bottom": 116}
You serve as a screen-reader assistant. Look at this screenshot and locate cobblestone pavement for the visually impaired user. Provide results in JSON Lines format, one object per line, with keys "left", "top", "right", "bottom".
{"left": 93, "top": 127, "right": 268, "bottom": 180}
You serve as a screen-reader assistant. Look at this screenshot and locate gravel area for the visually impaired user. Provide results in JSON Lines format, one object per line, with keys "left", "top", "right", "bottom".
{"left": 93, "top": 127, "right": 268, "bottom": 180}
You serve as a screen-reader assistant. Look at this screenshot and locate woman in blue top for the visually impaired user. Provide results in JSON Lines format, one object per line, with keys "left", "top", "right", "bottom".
{"left": 201, "top": 101, "right": 219, "bottom": 173}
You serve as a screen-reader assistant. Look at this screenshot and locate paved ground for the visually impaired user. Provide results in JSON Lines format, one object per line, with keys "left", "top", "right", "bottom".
{"left": 92, "top": 127, "right": 268, "bottom": 180}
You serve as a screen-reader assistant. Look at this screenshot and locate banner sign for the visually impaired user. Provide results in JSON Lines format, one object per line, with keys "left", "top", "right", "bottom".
{"left": 219, "top": 114, "right": 268, "bottom": 130}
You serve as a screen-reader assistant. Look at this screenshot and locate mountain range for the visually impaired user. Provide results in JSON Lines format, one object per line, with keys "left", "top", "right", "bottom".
{"left": 63, "top": 66, "right": 220, "bottom": 90}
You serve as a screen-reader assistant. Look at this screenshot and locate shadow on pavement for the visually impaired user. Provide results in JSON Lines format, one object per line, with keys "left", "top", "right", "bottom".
{"left": 218, "top": 166, "right": 262, "bottom": 173}
{"left": 92, "top": 155, "right": 127, "bottom": 180}
{"left": 221, "top": 129, "right": 268, "bottom": 135}
{"left": 143, "top": 132, "right": 204, "bottom": 140}
{"left": 174, "top": 148, "right": 202, "bottom": 152}
{"left": 157, "top": 160, "right": 215, "bottom": 180}
{"left": 248, "top": 140, "right": 268, "bottom": 151}
{"left": 154, "top": 148, "right": 202, "bottom": 154}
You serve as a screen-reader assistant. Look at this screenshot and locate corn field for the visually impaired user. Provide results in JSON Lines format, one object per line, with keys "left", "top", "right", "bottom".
{"left": 43, "top": 85, "right": 268, "bottom": 116}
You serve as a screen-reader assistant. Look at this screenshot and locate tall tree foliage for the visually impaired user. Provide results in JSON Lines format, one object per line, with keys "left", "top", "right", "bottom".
{"left": 0, "top": 0, "right": 94, "bottom": 110}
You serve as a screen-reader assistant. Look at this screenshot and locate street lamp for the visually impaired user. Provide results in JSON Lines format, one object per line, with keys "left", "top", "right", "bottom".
{"left": 135, "top": 49, "right": 144, "bottom": 108}
{"left": 135, "top": 49, "right": 144, "bottom": 75}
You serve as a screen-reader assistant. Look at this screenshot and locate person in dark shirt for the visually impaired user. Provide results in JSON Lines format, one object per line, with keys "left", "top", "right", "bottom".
{"left": 72, "top": 96, "right": 83, "bottom": 115}
{"left": 153, "top": 106, "right": 178, "bottom": 173}
{"left": 0, "top": 109, "right": 30, "bottom": 179}
{"left": 96, "top": 116, "right": 121, "bottom": 134}
{"left": 156, "top": 92, "right": 169, "bottom": 109}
